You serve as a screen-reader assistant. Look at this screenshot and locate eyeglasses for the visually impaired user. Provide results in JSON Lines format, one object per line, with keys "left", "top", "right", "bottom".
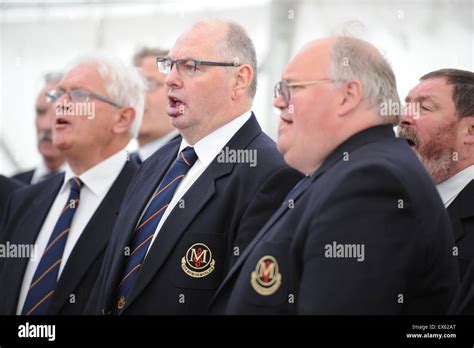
{"left": 45, "top": 88, "right": 122, "bottom": 108}
{"left": 156, "top": 56, "right": 240, "bottom": 76}
{"left": 274, "top": 79, "right": 334, "bottom": 106}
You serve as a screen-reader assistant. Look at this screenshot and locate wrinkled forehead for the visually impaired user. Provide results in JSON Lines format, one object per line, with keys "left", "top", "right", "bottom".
{"left": 406, "top": 77, "right": 454, "bottom": 104}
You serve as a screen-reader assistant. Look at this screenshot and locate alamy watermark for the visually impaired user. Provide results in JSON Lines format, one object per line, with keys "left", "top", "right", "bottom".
{"left": 324, "top": 241, "right": 365, "bottom": 262}
{"left": 55, "top": 100, "right": 96, "bottom": 119}
{"left": 380, "top": 100, "right": 421, "bottom": 119}
{"left": 0, "top": 242, "right": 38, "bottom": 260}
{"left": 217, "top": 147, "right": 257, "bottom": 167}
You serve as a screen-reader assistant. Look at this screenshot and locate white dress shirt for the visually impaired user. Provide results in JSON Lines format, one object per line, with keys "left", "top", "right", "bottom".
{"left": 138, "top": 130, "right": 180, "bottom": 162}
{"left": 144, "top": 110, "right": 252, "bottom": 256}
{"left": 17, "top": 148, "right": 128, "bottom": 314}
{"left": 31, "top": 161, "right": 68, "bottom": 184}
{"left": 437, "top": 165, "right": 474, "bottom": 207}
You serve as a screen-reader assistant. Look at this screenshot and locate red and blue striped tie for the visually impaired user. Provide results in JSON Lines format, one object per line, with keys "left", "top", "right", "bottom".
{"left": 21, "top": 177, "right": 83, "bottom": 315}
{"left": 114, "top": 146, "right": 198, "bottom": 314}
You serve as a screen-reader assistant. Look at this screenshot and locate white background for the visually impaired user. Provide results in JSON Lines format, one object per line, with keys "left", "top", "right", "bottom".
{"left": 0, "top": 0, "right": 472, "bottom": 175}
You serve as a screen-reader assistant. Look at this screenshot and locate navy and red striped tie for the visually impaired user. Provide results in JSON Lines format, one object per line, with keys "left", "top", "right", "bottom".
{"left": 114, "top": 146, "right": 198, "bottom": 314}
{"left": 21, "top": 177, "right": 82, "bottom": 315}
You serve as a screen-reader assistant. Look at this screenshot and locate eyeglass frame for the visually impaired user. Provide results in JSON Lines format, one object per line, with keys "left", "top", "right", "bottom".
{"left": 156, "top": 56, "right": 240, "bottom": 76}
{"left": 274, "top": 79, "right": 335, "bottom": 105}
{"left": 45, "top": 87, "right": 123, "bottom": 108}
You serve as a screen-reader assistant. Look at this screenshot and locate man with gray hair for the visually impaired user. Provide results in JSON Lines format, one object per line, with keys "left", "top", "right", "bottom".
{"left": 12, "top": 72, "right": 66, "bottom": 184}
{"left": 209, "top": 36, "right": 459, "bottom": 314}
{"left": 86, "top": 19, "right": 301, "bottom": 315}
{"left": 0, "top": 55, "right": 144, "bottom": 315}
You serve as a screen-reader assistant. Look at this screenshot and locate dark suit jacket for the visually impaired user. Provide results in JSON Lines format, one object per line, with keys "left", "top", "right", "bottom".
{"left": 12, "top": 170, "right": 35, "bottom": 185}
{"left": 0, "top": 160, "right": 138, "bottom": 315}
{"left": 449, "top": 259, "right": 474, "bottom": 314}
{"left": 209, "top": 125, "right": 459, "bottom": 315}
{"left": 0, "top": 175, "right": 24, "bottom": 227}
{"left": 86, "top": 114, "right": 303, "bottom": 315}
{"left": 446, "top": 180, "right": 474, "bottom": 280}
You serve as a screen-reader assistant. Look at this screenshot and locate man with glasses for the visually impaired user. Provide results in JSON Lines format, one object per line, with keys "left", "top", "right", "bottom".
{"left": 0, "top": 56, "right": 144, "bottom": 315}
{"left": 12, "top": 72, "right": 66, "bottom": 184}
{"left": 208, "top": 36, "right": 459, "bottom": 315}
{"left": 130, "top": 47, "right": 180, "bottom": 164}
{"left": 85, "top": 20, "right": 301, "bottom": 315}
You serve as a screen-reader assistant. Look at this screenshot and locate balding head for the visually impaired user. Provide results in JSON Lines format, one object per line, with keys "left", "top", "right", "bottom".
{"left": 165, "top": 19, "right": 256, "bottom": 144}
{"left": 275, "top": 36, "right": 399, "bottom": 174}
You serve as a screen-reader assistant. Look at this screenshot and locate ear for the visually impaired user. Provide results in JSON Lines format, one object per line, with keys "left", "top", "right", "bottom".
{"left": 336, "top": 80, "right": 363, "bottom": 117}
{"left": 231, "top": 64, "right": 253, "bottom": 100}
{"left": 113, "top": 107, "right": 136, "bottom": 135}
{"left": 462, "top": 116, "right": 474, "bottom": 145}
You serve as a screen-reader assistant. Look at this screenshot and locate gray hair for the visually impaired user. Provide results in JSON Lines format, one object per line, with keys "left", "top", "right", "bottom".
{"left": 330, "top": 37, "right": 400, "bottom": 122}
{"left": 65, "top": 54, "right": 146, "bottom": 138}
{"left": 214, "top": 21, "right": 258, "bottom": 99}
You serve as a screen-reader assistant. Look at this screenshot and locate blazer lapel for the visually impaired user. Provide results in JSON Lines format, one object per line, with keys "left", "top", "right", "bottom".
{"left": 102, "top": 148, "right": 177, "bottom": 311}
{"left": 48, "top": 161, "right": 137, "bottom": 314}
{"left": 2, "top": 176, "right": 63, "bottom": 314}
{"left": 209, "top": 125, "right": 397, "bottom": 308}
{"left": 447, "top": 180, "right": 474, "bottom": 242}
{"left": 209, "top": 176, "right": 312, "bottom": 307}
{"left": 123, "top": 114, "right": 262, "bottom": 310}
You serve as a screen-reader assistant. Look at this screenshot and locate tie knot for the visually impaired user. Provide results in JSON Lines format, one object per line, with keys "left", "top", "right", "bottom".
{"left": 69, "top": 177, "right": 83, "bottom": 192}
{"left": 179, "top": 147, "right": 198, "bottom": 167}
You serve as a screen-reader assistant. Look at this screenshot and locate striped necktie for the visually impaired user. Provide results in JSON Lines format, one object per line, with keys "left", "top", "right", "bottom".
{"left": 21, "top": 177, "right": 83, "bottom": 315}
{"left": 114, "top": 146, "right": 198, "bottom": 314}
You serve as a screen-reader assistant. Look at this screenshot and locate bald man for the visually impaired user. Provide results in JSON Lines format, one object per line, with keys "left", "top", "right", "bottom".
{"left": 209, "top": 37, "right": 459, "bottom": 315}
{"left": 86, "top": 20, "right": 301, "bottom": 315}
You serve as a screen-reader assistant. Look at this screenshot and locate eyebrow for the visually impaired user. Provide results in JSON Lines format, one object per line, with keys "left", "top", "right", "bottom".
{"left": 405, "top": 95, "right": 440, "bottom": 105}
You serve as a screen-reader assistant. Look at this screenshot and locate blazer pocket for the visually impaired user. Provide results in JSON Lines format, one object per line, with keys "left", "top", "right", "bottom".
{"left": 169, "top": 233, "right": 225, "bottom": 290}
{"left": 241, "top": 241, "right": 290, "bottom": 307}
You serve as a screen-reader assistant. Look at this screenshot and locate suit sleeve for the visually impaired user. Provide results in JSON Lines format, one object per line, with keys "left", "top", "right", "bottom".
{"left": 297, "top": 163, "right": 455, "bottom": 314}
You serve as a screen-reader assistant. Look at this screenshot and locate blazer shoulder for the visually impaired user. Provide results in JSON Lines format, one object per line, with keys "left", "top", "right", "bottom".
{"left": 12, "top": 169, "right": 35, "bottom": 184}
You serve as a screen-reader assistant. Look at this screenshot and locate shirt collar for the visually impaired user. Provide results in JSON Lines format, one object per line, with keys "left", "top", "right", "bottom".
{"left": 138, "top": 129, "right": 180, "bottom": 161}
{"left": 62, "top": 148, "right": 128, "bottom": 197}
{"left": 437, "top": 164, "right": 474, "bottom": 207}
{"left": 178, "top": 110, "right": 252, "bottom": 166}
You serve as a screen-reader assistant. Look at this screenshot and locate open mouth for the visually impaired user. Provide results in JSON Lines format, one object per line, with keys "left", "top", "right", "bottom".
{"left": 167, "top": 95, "right": 186, "bottom": 117}
{"left": 405, "top": 138, "right": 416, "bottom": 147}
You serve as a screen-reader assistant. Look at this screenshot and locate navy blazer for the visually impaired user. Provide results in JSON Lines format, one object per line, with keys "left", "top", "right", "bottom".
{"left": 86, "top": 114, "right": 303, "bottom": 315}
{"left": 11, "top": 169, "right": 35, "bottom": 185}
{"left": 0, "top": 160, "right": 138, "bottom": 315}
{"left": 209, "top": 125, "right": 459, "bottom": 315}
{"left": 446, "top": 180, "right": 474, "bottom": 280}
{"left": 0, "top": 175, "right": 24, "bottom": 226}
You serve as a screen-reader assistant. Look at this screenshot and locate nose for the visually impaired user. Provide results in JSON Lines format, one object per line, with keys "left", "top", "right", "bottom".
{"left": 400, "top": 104, "right": 416, "bottom": 128}
{"left": 165, "top": 64, "right": 183, "bottom": 90}
{"left": 273, "top": 93, "right": 287, "bottom": 111}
